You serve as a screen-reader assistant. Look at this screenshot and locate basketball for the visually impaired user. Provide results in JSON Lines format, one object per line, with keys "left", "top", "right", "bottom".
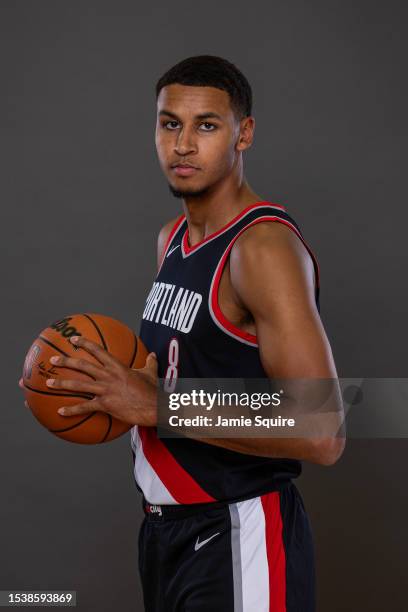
{"left": 22, "top": 313, "right": 148, "bottom": 444}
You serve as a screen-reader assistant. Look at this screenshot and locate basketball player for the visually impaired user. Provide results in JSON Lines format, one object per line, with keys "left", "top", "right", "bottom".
{"left": 21, "top": 56, "right": 344, "bottom": 610}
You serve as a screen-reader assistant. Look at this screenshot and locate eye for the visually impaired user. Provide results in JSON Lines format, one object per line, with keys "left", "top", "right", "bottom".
{"left": 199, "top": 122, "right": 216, "bottom": 132}
{"left": 164, "top": 121, "right": 180, "bottom": 130}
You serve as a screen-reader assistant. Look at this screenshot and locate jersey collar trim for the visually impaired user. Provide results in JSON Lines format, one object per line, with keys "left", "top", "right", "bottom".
{"left": 181, "top": 202, "right": 286, "bottom": 259}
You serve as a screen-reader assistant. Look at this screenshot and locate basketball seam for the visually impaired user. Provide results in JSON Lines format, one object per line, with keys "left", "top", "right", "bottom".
{"left": 49, "top": 411, "right": 97, "bottom": 432}
{"left": 100, "top": 413, "right": 113, "bottom": 443}
{"left": 129, "top": 333, "right": 138, "bottom": 368}
{"left": 23, "top": 382, "right": 94, "bottom": 400}
{"left": 82, "top": 314, "right": 108, "bottom": 351}
{"left": 38, "top": 336, "right": 70, "bottom": 357}
{"left": 38, "top": 334, "right": 95, "bottom": 381}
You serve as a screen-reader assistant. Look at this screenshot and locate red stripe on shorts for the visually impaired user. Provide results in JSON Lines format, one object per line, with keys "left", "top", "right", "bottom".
{"left": 261, "top": 491, "right": 287, "bottom": 611}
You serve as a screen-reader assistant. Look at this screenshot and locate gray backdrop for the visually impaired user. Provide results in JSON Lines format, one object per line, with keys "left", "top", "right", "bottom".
{"left": 1, "top": 1, "right": 407, "bottom": 610}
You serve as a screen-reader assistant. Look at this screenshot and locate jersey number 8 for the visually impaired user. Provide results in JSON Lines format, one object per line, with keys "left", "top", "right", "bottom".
{"left": 164, "top": 337, "right": 179, "bottom": 393}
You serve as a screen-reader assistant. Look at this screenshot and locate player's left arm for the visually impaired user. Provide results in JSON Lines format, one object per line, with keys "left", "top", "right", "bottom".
{"left": 197, "top": 221, "right": 345, "bottom": 465}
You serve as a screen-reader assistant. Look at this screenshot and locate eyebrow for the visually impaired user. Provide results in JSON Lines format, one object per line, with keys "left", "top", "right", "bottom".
{"left": 158, "top": 109, "right": 223, "bottom": 121}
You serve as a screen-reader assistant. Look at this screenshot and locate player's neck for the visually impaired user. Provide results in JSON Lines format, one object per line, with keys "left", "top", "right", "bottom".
{"left": 182, "top": 180, "right": 263, "bottom": 247}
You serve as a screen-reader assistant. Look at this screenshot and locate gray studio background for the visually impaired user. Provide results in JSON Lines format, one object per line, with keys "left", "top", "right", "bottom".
{"left": 1, "top": 1, "right": 407, "bottom": 611}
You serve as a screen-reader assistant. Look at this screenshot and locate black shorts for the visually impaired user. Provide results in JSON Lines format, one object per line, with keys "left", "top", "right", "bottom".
{"left": 138, "top": 482, "right": 316, "bottom": 611}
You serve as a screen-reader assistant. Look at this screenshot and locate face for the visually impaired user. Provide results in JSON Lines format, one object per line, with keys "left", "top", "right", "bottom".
{"left": 155, "top": 84, "right": 253, "bottom": 198}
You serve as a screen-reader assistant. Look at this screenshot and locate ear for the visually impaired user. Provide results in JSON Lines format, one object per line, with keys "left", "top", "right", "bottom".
{"left": 236, "top": 116, "right": 255, "bottom": 152}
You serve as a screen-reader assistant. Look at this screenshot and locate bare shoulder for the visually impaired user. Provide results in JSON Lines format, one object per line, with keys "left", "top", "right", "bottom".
{"left": 157, "top": 215, "right": 184, "bottom": 268}
{"left": 229, "top": 220, "right": 316, "bottom": 296}
{"left": 232, "top": 220, "right": 312, "bottom": 261}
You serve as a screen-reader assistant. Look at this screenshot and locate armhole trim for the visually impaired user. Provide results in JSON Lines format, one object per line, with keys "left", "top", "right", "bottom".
{"left": 209, "top": 215, "right": 320, "bottom": 346}
{"left": 158, "top": 214, "right": 186, "bottom": 273}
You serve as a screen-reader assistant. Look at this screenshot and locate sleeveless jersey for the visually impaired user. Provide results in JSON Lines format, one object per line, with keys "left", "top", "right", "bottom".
{"left": 130, "top": 202, "right": 320, "bottom": 505}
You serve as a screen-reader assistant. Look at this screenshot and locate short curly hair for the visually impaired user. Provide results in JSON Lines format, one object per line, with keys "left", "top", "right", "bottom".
{"left": 155, "top": 55, "right": 252, "bottom": 120}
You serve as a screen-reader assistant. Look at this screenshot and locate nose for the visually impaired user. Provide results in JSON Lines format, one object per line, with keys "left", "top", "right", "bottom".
{"left": 174, "top": 126, "right": 197, "bottom": 157}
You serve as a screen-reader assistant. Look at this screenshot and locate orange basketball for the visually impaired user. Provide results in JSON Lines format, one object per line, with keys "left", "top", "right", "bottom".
{"left": 22, "top": 313, "right": 148, "bottom": 444}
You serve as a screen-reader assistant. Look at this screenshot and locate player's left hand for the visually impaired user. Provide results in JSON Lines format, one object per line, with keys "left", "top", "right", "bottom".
{"left": 25, "top": 335, "right": 158, "bottom": 426}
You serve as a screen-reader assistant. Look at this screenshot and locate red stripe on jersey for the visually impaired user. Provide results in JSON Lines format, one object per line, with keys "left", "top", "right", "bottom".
{"left": 183, "top": 201, "right": 286, "bottom": 255}
{"left": 210, "top": 215, "right": 320, "bottom": 345}
{"left": 159, "top": 214, "right": 186, "bottom": 270}
{"left": 261, "top": 491, "right": 287, "bottom": 612}
{"left": 138, "top": 426, "right": 216, "bottom": 504}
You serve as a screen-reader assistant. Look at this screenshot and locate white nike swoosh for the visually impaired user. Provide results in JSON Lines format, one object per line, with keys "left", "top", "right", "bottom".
{"left": 166, "top": 244, "right": 180, "bottom": 257}
{"left": 194, "top": 532, "right": 220, "bottom": 551}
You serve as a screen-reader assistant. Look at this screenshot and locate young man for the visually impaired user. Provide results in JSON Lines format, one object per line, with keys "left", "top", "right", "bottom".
{"left": 132, "top": 55, "right": 343, "bottom": 611}
{"left": 31, "top": 56, "right": 344, "bottom": 610}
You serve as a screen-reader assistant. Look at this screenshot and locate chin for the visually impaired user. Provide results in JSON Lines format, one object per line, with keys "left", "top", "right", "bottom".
{"left": 168, "top": 182, "right": 209, "bottom": 199}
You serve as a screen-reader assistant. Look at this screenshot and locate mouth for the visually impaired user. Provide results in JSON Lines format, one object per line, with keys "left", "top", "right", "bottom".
{"left": 171, "top": 163, "right": 200, "bottom": 177}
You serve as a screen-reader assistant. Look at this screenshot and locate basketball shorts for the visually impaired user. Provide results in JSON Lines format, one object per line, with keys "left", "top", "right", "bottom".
{"left": 138, "top": 482, "right": 316, "bottom": 611}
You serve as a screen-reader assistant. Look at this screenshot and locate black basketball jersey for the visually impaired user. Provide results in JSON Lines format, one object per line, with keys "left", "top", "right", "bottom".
{"left": 130, "top": 202, "right": 320, "bottom": 505}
